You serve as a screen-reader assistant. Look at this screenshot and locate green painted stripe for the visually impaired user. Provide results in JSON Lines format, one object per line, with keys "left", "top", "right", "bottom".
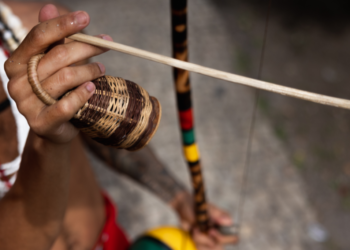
{"left": 182, "top": 129, "right": 195, "bottom": 145}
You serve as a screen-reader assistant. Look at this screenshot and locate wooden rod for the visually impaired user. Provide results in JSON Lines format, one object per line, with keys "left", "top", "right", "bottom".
{"left": 69, "top": 33, "right": 350, "bottom": 110}
{"left": 170, "top": 0, "right": 210, "bottom": 233}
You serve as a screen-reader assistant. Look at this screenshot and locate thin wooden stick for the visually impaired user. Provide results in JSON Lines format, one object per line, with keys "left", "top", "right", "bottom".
{"left": 69, "top": 33, "right": 350, "bottom": 110}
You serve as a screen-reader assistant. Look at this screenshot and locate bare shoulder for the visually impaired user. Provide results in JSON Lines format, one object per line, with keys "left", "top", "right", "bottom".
{"left": 2, "top": 1, "right": 70, "bottom": 30}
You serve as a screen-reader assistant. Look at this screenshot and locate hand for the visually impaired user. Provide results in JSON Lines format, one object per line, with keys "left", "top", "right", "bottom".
{"left": 4, "top": 4, "right": 112, "bottom": 144}
{"left": 172, "top": 192, "right": 238, "bottom": 250}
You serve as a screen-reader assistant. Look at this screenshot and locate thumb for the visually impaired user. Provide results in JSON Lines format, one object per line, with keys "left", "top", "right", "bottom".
{"left": 209, "top": 205, "right": 232, "bottom": 226}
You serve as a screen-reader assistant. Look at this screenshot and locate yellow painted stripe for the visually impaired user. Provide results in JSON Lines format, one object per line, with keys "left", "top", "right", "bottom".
{"left": 184, "top": 144, "right": 200, "bottom": 163}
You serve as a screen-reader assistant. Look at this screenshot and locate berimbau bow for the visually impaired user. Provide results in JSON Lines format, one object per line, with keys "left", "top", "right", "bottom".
{"left": 170, "top": 0, "right": 210, "bottom": 233}
{"left": 168, "top": 0, "right": 270, "bottom": 239}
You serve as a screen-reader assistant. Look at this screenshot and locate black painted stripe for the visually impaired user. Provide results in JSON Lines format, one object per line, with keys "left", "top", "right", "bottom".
{"left": 172, "top": 30, "right": 187, "bottom": 45}
{"left": 171, "top": 0, "right": 187, "bottom": 10}
{"left": 189, "top": 160, "right": 200, "bottom": 167}
{"left": 176, "top": 91, "right": 191, "bottom": 111}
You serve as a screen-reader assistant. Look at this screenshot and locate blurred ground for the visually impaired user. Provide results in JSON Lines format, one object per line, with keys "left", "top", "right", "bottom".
{"left": 218, "top": 1, "right": 350, "bottom": 249}
{"left": 25, "top": 0, "right": 350, "bottom": 249}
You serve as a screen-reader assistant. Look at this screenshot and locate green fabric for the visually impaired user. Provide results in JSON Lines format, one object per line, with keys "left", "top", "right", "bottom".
{"left": 182, "top": 129, "right": 195, "bottom": 145}
{"left": 129, "top": 236, "right": 171, "bottom": 250}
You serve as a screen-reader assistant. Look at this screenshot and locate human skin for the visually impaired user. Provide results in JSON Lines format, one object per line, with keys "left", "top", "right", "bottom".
{"left": 1, "top": 5, "right": 107, "bottom": 249}
{"left": 0, "top": 3, "right": 237, "bottom": 250}
{"left": 0, "top": 84, "right": 18, "bottom": 164}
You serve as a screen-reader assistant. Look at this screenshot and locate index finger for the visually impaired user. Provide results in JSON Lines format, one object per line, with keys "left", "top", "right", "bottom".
{"left": 208, "top": 204, "right": 233, "bottom": 226}
{"left": 10, "top": 11, "right": 89, "bottom": 65}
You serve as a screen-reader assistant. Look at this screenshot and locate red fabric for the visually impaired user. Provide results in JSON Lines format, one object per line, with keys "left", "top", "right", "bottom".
{"left": 0, "top": 40, "right": 10, "bottom": 57}
{"left": 179, "top": 109, "right": 194, "bottom": 130}
{"left": 94, "top": 193, "right": 130, "bottom": 250}
{"left": 0, "top": 168, "right": 12, "bottom": 189}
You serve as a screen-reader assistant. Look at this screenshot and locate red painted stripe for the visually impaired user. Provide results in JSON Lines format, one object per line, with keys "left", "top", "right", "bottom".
{"left": 179, "top": 109, "right": 193, "bottom": 130}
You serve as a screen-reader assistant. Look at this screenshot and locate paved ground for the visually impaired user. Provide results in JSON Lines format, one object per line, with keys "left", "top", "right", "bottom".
{"left": 32, "top": 0, "right": 344, "bottom": 249}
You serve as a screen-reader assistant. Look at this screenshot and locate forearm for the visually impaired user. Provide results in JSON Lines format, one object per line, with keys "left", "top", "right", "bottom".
{"left": 0, "top": 130, "right": 71, "bottom": 249}
{"left": 83, "top": 136, "right": 187, "bottom": 204}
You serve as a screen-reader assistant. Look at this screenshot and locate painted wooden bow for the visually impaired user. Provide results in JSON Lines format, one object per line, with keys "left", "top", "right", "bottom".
{"left": 170, "top": 0, "right": 210, "bottom": 233}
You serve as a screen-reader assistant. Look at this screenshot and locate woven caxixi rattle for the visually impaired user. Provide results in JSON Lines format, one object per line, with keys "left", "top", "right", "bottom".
{"left": 27, "top": 54, "right": 161, "bottom": 151}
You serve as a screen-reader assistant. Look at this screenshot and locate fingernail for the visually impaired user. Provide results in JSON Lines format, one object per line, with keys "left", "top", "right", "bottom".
{"left": 97, "top": 63, "right": 105, "bottom": 74}
{"left": 86, "top": 82, "right": 95, "bottom": 92}
{"left": 101, "top": 34, "right": 113, "bottom": 41}
{"left": 74, "top": 11, "right": 88, "bottom": 25}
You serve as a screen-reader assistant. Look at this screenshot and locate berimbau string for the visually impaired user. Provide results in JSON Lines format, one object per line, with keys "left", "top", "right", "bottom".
{"left": 234, "top": 0, "right": 273, "bottom": 247}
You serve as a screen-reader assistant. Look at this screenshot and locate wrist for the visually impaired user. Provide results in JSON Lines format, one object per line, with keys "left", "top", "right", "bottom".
{"left": 169, "top": 190, "right": 192, "bottom": 211}
{"left": 25, "top": 130, "right": 72, "bottom": 168}
{"left": 9, "top": 129, "right": 72, "bottom": 198}
{"left": 169, "top": 191, "right": 196, "bottom": 228}
{"left": 29, "top": 130, "right": 71, "bottom": 152}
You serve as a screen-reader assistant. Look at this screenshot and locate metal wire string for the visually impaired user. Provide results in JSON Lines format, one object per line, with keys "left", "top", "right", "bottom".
{"left": 234, "top": 0, "right": 272, "bottom": 245}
